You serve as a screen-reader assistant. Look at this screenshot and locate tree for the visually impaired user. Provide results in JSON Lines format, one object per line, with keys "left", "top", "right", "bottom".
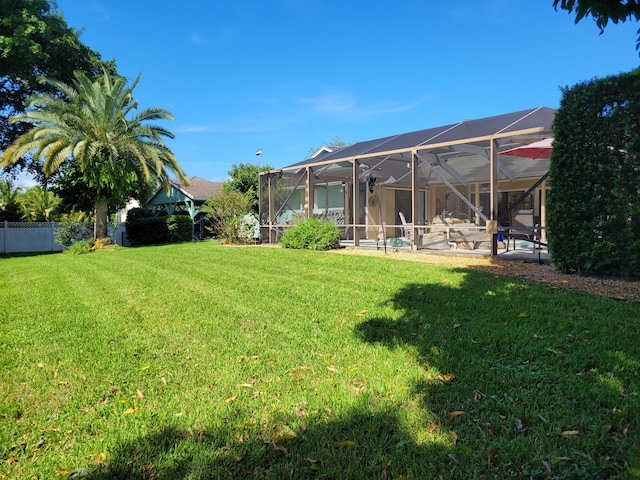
{"left": 46, "top": 159, "right": 154, "bottom": 216}
{"left": 0, "top": 179, "right": 24, "bottom": 221}
{"left": 202, "top": 191, "right": 254, "bottom": 244}
{"left": 1, "top": 69, "right": 188, "bottom": 240}
{"left": 20, "top": 185, "right": 60, "bottom": 221}
{"left": 553, "top": 0, "right": 640, "bottom": 50}
{"left": 0, "top": 0, "right": 114, "bottom": 165}
{"left": 223, "top": 162, "right": 272, "bottom": 213}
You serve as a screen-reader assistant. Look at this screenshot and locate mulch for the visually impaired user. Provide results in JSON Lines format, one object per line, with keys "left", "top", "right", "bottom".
{"left": 332, "top": 248, "right": 640, "bottom": 303}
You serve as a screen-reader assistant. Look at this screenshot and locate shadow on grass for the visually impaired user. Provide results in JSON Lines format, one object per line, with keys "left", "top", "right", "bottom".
{"left": 355, "top": 269, "right": 640, "bottom": 478}
{"left": 86, "top": 407, "right": 452, "bottom": 479}
{"left": 87, "top": 268, "right": 640, "bottom": 479}
{"left": 0, "top": 250, "right": 61, "bottom": 259}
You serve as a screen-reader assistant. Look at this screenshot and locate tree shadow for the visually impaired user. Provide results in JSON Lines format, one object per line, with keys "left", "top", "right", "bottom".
{"left": 86, "top": 404, "right": 454, "bottom": 479}
{"left": 86, "top": 268, "right": 639, "bottom": 479}
{"left": 355, "top": 268, "right": 640, "bottom": 478}
{"left": 0, "top": 250, "right": 60, "bottom": 258}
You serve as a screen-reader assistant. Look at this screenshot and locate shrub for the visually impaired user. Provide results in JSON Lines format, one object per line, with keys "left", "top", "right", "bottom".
{"left": 126, "top": 210, "right": 194, "bottom": 246}
{"left": 238, "top": 214, "right": 259, "bottom": 242}
{"left": 202, "top": 191, "right": 253, "bottom": 244}
{"left": 280, "top": 218, "right": 340, "bottom": 250}
{"left": 126, "top": 207, "right": 153, "bottom": 222}
{"left": 167, "top": 215, "right": 194, "bottom": 243}
{"left": 64, "top": 239, "right": 92, "bottom": 255}
{"left": 126, "top": 216, "right": 170, "bottom": 246}
{"left": 55, "top": 219, "right": 92, "bottom": 247}
{"left": 91, "top": 237, "right": 113, "bottom": 251}
{"left": 548, "top": 70, "right": 640, "bottom": 278}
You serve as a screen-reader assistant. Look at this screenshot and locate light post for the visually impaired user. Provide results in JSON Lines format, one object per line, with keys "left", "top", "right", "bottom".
{"left": 255, "top": 149, "right": 262, "bottom": 240}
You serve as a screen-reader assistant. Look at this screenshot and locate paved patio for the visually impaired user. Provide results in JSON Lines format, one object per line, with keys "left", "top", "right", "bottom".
{"left": 339, "top": 239, "right": 551, "bottom": 264}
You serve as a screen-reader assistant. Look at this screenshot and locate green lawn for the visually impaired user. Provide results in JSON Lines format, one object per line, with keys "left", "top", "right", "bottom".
{"left": 1, "top": 243, "right": 638, "bottom": 479}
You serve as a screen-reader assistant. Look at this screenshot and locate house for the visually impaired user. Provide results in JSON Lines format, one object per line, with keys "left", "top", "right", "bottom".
{"left": 258, "top": 107, "right": 554, "bottom": 255}
{"left": 145, "top": 176, "right": 223, "bottom": 219}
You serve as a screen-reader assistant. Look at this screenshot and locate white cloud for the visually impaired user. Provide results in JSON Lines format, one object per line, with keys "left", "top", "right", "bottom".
{"left": 177, "top": 116, "right": 282, "bottom": 134}
{"left": 298, "top": 90, "right": 429, "bottom": 118}
{"left": 87, "top": 3, "right": 110, "bottom": 21}
{"left": 190, "top": 32, "right": 209, "bottom": 46}
{"left": 299, "top": 92, "right": 356, "bottom": 114}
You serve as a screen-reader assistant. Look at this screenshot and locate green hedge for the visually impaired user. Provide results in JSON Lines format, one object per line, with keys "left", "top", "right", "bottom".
{"left": 167, "top": 215, "right": 193, "bottom": 243}
{"left": 126, "top": 207, "right": 153, "bottom": 222}
{"left": 548, "top": 71, "right": 640, "bottom": 277}
{"left": 126, "top": 208, "right": 194, "bottom": 246}
{"left": 280, "top": 218, "right": 340, "bottom": 250}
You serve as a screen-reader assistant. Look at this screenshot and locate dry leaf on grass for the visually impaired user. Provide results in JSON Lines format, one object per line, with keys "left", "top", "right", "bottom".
{"left": 271, "top": 441, "right": 288, "bottom": 456}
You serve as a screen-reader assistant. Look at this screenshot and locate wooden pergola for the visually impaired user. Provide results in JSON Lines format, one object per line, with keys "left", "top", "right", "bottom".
{"left": 260, "top": 107, "right": 555, "bottom": 255}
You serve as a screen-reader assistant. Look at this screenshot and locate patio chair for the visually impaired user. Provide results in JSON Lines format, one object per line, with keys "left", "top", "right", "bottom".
{"left": 399, "top": 212, "right": 412, "bottom": 240}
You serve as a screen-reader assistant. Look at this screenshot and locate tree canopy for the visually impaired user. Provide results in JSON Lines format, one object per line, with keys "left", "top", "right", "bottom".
{"left": 0, "top": 179, "right": 24, "bottom": 221}
{"left": 553, "top": 0, "right": 640, "bottom": 50}
{"left": 223, "top": 162, "right": 273, "bottom": 213}
{"left": 2, "top": 69, "right": 188, "bottom": 239}
{"left": 0, "top": 0, "right": 114, "bottom": 164}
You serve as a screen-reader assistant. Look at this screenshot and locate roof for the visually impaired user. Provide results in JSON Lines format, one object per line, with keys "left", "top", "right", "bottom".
{"left": 145, "top": 176, "right": 223, "bottom": 208}
{"left": 309, "top": 145, "right": 339, "bottom": 160}
{"left": 283, "top": 107, "right": 555, "bottom": 171}
{"left": 275, "top": 107, "right": 555, "bottom": 187}
{"left": 171, "top": 176, "right": 224, "bottom": 201}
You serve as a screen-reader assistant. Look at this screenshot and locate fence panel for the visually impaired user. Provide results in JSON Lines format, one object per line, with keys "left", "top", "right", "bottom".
{"left": 1, "top": 222, "right": 62, "bottom": 253}
{"left": 0, "top": 222, "right": 130, "bottom": 253}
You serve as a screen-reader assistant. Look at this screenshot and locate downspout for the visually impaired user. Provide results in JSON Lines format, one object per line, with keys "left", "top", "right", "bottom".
{"left": 377, "top": 184, "right": 386, "bottom": 254}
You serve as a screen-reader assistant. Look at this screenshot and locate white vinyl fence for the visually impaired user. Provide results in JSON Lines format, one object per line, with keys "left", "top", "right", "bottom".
{"left": 0, "top": 221, "right": 129, "bottom": 253}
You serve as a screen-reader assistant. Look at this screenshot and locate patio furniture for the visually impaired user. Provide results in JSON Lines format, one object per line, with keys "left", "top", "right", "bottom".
{"left": 399, "top": 212, "right": 412, "bottom": 239}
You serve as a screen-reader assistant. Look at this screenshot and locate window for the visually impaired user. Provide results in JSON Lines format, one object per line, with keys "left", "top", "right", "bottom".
{"left": 314, "top": 183, "right": 344, "bottom": 210}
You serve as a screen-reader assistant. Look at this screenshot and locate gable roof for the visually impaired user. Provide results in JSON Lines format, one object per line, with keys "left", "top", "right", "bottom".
{"left": 170, "top": 176, "right": 223, "bottom": 201}
{"left": 145, "top": 176, "right": 224, "bottom": 209}
{"left": 309, "top": 145, "right": 339, "bottom": 160}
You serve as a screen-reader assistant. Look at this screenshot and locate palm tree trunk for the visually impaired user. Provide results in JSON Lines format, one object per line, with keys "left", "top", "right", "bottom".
{"left": 94, "top": 198, "right": 109, "bottom": 240}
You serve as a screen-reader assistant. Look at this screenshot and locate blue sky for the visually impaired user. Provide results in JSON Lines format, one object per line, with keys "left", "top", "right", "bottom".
{"left": 44, "top": 1, "right": 640, "bottom": 182}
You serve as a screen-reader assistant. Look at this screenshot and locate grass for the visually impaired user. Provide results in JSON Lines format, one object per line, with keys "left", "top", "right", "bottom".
{"left": 0, "top": 242, "right": 639, "bottom": 479}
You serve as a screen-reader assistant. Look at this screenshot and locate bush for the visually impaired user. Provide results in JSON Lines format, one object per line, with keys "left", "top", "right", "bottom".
{"left": 280, "top": 218, "right": 341, "bottom": 250}
{"left": 55, "top": 219, "right": 92, "bottom": 248}
{"left": 167, "top": 215, "right": 194, "bottom": 243}
{"left": 125, "top": 210, "right": 194, "bottom": 246}
{"left": 126, "top": 207, "right": 153, "bottom": 222}
{"left": 202, "top": 192, "right": 253, "bottom": 244}
{"left": 91, "top": 237, "right": 112, "bottom": 251}
{"left": 126, "top": 216, "right": 169, "bottom": 246}
{"left": 548, "top": 70, "right": 640, "bottom": 278}
{"left": 64, "top": 239, "right": 92, "bottom": 255}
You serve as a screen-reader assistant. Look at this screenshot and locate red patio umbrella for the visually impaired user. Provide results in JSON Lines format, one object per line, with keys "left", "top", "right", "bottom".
{"left": 500, "top": 137, "right": 553, "bottom": 159}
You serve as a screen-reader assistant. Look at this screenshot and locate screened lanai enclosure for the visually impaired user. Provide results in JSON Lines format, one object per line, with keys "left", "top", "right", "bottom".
{"left": 259, "top": 107, "right": 555, "bottom": 254}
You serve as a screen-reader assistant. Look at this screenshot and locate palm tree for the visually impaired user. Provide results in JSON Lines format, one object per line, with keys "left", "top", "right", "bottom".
{"left": 1, "top": 69, "right": 188, "bottom": 239}
{"left": 0, "top": 179, "right": 24, "bottom": 222}
{"left": 20, "top": 186, "right": 61, "bottom": 221}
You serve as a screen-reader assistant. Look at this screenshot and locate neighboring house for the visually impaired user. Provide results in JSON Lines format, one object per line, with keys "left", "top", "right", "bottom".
{"left": 115, "top": 198, "right": 141, "bottom": 223}
{"left": 144, "top": 176, "right": 223, "bottom": 219}
{"left": 309, "top": 145, "right": 339, "bottom": 159}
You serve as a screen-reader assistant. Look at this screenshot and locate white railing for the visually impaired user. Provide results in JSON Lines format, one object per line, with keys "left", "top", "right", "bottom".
{"left": 0, "top": 221, "right": 129, "bottom": 253}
